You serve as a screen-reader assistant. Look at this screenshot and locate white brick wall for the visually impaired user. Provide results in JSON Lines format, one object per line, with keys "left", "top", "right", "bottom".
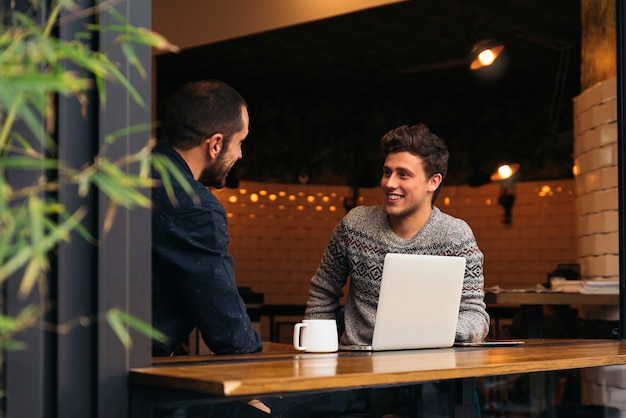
{"left": 214, "top": 177, "right": 578, "bottom": 312}
{"left": 574, "top": 77, "right": 625, "bottom": 411}
{"left": 574, "top": 78, "right": 619, "bottom": 282}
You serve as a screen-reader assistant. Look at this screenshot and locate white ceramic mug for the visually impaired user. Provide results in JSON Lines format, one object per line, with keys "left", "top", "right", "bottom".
{"left": 292, "top": 319, "right": 338, "bottom": 353}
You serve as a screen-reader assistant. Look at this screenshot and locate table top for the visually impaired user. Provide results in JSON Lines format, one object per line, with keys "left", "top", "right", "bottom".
{"left": 130, "top": 339, "right": 626, "bottom": 397}
{"left": 485, "top": 291, "right": 619, "bottom": 306}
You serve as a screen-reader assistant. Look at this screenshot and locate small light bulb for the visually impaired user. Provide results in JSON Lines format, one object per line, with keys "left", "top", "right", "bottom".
{"left": 498, "top": 165, "right": 513, "bottom": 179}
{"left": 478, "top": 49, "right": 496, "bottom": 66}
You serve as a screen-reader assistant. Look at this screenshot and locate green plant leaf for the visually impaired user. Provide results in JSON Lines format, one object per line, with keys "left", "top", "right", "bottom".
{"left": 90, "top": 164, "right": 152, "bottom": 208}
{"left": 97, "top": 52, "right": 146, "bottom": 108}
{"left": 120, "top": 42, "right": 145, "bottom": 78}
{"left": 19, "top": 254, "right": 47, "bottom": 298}
{"left": 0, "top": 304, "right": 40, "bottom": 351}
{"left": 0, "top": 0, "right": 179, "bottom": 350}
{"left": 105, "top": 308, "right": 131, "bottom": 348}
{"left": 1, "top": 340, "right": 27, "bottom": 351}
{"left": 0, "top": 156, "right": 58, "bottom": 169}
{"left": 113, "top": 309, "right": 169, "bottom": 343}
{"left": 151, "top": 153, "right": 198, "bottom": 205}
{"left": 0, "top": 206, "right": 86, "bottom": 286}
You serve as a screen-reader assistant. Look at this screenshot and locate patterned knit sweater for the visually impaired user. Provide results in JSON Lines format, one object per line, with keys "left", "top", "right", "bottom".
{"left": 304, "top": 205, "right": 490, "bottom": 344}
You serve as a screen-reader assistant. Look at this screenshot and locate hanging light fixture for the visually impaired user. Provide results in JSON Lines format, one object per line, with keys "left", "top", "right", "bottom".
{"left": 491, "top": 163, "right": 520, "bottom": 226}
{"left": 466, "top": 17, "right": 571, "bottom": 134}
{"left": 490, "top": 163, "right": 520, "bottom": 182}
{"left": 469, "top": 38, "right": 505, "bottom": 70}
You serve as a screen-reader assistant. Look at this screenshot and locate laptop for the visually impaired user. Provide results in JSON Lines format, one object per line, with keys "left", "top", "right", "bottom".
{"left": 339, "top": 253, "right": 466, "bottom": 351}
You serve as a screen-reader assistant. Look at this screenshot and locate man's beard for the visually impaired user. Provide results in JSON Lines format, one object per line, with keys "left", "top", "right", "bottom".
{"left": 198, "top": 156, "right": 232, "bottom": 189}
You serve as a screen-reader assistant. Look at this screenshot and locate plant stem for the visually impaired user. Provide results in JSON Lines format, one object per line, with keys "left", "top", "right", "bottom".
{"left": 43, "top": 1, "right": 64, "bottom": 38}
{"left": 0, "top": 100, "right": 20, "bottom": 152}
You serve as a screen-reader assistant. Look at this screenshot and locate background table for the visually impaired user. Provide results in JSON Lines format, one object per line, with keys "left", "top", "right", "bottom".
{"left": 260, "top": 304, "right": 306, "bottom": 342}
{"left": 485, "top": 291, "right": 619, "bottom": 338}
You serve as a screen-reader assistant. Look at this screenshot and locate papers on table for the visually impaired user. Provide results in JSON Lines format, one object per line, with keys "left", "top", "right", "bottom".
{"left": 485, "top": 279, "right": 620, "bottom": 294}
{"left": 484, "top": 284, "right": 549, "bottom": 293}
{"left": 580, "top": 279, "right": 619, "bottom": 294}
{"left": 549, "top": 278, "right": 619, "bottom": 294}
{"left": 549, "top": 278, "right": 581, "bottom": 293}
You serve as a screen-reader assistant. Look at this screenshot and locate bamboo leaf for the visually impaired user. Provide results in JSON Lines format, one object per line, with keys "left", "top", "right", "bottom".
{"left": 54, "top": 39, "right": 113, "bottom": 79}
{"left": 0, "top": 207, "right": 86, "bottom": 284}
{"left": 106, "top": 308, "right": 132, "bottom": 348}
{"left": 28, "top": 195, "right": 44, "bottom": 244}
{"left": 151, "top": 154, "right": 198, "bottom": 205}
{"left": 102, "top": 201, "right": 117, "bottom": 234}
{"left": 120, "top": 42, "right": 145, "bottom": 78}
{"left": 90, "top": 160, "right": 154, "bottom": 205}
{"left": 0, "top": 304, "right": 40, "bottom": 350}
{"left": 102, "top": 7, "right": 126, "bottom": 26}
{"left": 0, "top": 210, "right": 16, "bottom": 263}
{"left": 134, "top": 27, "right": 179, "bottom": 53}
{"left": 114, "top": 310, "right": 169, "bottom": 343}
{"left": 52, "top": 205, "right": 94, "bottom": 244}
{"left": 18, "top": 255, "right": 46, "bottom": 299}
{"left": 150, "top": 155, "right": 176, "bottom": 204}
{"left": 77, "top": 173, "right": 91, "bottom": 197}
{"left": 101, "top": 122, "right": 154, "bottom": 147}
{"left": 95, "top": 53, "right": 146, "bottom": 107}
{"left": 7, "top": 124, "right": 56, "bottom": 158}
{"left": 0, "top": 94, "right": 54, "bottom": 152}
{"left": 91, "top": 170, "right": 151, "bottom": 208}
{"left": 0, "top": 309, "right": 39, "bottom": 351}
{"left": 93, "top": 72, "right": 106, "bottom": 105}
{"left": 0, "top": 156, "right": 58, "bottom": 169}
{"left": 1, "top": 340, "right": 27, "bottom": 351}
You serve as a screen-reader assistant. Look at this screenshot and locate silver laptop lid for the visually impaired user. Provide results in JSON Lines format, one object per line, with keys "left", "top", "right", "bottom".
{"left": 370, "top": 253, "right": 465, "bottom": 351}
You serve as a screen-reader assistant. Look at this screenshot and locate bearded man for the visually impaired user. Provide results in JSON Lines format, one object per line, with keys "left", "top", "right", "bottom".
{"left": 151, "top": 80, "right": 261, "bottom": 356}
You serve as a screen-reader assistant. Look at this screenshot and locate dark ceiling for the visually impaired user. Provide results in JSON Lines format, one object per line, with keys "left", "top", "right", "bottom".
{"left": 155, "top": 0, "right": 582, "bottom": 186}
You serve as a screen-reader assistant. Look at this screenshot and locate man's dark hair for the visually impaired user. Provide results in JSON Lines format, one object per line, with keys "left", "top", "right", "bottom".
{"left": 163, "top": 80, "right": 247, "bottom": 150}
{"left": 380, "top": 124, "right": 449, "bottom": 204}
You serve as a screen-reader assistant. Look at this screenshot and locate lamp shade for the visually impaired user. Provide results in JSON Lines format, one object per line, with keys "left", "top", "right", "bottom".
{"left": 469, "top": 38, "right": 505, "bottom": 70}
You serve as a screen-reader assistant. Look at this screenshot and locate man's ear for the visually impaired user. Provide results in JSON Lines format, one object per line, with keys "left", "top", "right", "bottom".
{"left": 206, "top": 134, "right": 224, "bottom": 159}
{"left": 428, "top": 173, "right": 443, "bottom": 192}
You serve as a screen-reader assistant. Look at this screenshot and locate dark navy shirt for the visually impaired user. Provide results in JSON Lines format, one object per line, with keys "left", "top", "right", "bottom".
{"left": 151, "top": 142, "right": 262, "bottom": 356}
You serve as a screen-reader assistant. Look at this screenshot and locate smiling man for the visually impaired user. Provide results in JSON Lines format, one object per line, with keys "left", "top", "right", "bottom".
{"left": 252, "top": 124, "right": 490, "bottom": 418}
{"left": 304, "top": 124, "right": 489, "bottom": 347}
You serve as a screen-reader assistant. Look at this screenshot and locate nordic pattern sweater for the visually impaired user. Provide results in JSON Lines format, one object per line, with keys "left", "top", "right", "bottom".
{"left": 304, "top": 205, "right": 490, "bottom": 345}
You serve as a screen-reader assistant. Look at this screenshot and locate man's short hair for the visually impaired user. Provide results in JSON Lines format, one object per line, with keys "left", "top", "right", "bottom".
{"left": 163, "top": 80, "right": 247, "bottom": 150}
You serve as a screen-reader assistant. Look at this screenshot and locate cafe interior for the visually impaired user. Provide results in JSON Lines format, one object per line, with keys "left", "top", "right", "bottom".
{"left": 144, "top": 0, "right": 623, "bottom": 416}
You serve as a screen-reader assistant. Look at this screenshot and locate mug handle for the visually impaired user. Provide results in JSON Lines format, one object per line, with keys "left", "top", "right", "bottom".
{"left": 293, "top": 323, "right": 307, "bottom": 350}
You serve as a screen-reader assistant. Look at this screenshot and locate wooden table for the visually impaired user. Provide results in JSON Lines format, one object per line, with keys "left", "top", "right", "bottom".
{"left": 485, "top": 291, "right": 619, "bottom": 338}
{"left": 485, "top": 291, "right": 618, "bottom": 306}
{"left": 130, "top": 339, "right": 626, "bottom": 418}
